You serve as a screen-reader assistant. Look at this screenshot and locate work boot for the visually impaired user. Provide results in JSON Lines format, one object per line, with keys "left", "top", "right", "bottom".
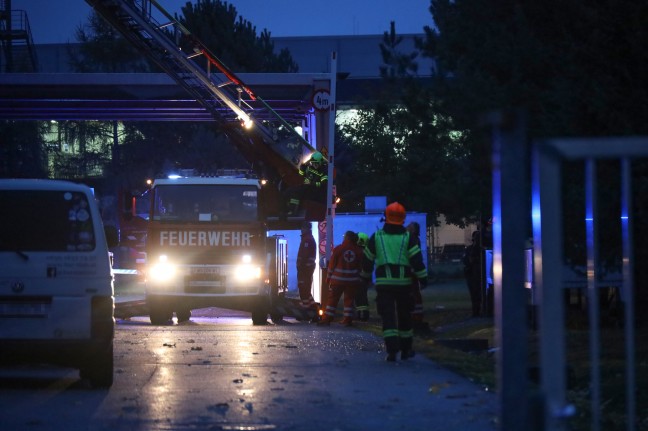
{"left": 357, "top": 310, "right": 369, "bottom": 322}
{"left": 385, "top": 352, "right": 397, "bottom": 362}
{"left": 340, "top": 317, "right": 353, "bottom": 327}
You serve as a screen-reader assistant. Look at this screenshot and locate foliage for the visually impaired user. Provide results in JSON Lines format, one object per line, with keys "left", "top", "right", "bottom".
{"left": 0, "top": 121, "right": 48, "bottom": 178}
{"left": 178, "top": 0, "right": 298, "bottom": 73}
{"left": 68, "top": 11, "right": 153, "bottom": 73}
{"left": 422, "top": 0, "right": 648, "bottom": 138}
{"left": 338, "top": 22, "right": 484, "bottom": 226}
{"left": 422, "top": 0, "right": 648, "bottom": 306}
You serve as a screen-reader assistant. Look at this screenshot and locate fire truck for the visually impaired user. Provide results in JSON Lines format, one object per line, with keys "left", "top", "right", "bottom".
{"left": 145, "top": 171, "right": 288, "bottom": 325}
{"left": 86, "top": 0, "right": 333, "bottom": 323}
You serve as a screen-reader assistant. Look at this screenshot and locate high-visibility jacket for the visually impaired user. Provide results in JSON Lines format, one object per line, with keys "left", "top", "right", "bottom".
{"left": 361, "top": 223, "right": 427, "bottom": 287}
{"left": 299, "top": 161, "right": 328, "bottom": 187}
{"left": 326, "top": 238, "right": 364, "bottom": 287}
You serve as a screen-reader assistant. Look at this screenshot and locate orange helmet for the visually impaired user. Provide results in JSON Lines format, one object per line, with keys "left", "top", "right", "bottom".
{"left": 385, "top": 202, "right": 406, "bottom": 225}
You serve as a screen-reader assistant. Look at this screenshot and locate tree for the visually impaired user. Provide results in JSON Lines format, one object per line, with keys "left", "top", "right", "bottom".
{"left": 338, "top": 22, "right": 482, "bottom": 226}
{"left": 422, "top": 0, "right": 648, "bottom": 312}
{"left": 0, "top": 121, "right": 48, "bottom": 178}
{"left": 178, "top": 0, "right": 298, "bottom": 73}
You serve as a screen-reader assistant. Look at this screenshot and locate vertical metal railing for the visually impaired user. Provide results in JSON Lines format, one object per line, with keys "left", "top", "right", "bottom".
{"left": 530, "top": 137, "right": 645, "bottom": 431}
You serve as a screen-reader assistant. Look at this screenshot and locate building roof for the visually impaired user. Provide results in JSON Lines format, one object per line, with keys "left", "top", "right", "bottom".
{"left": 34, "top": 34, "right": 435, "bottom": 78}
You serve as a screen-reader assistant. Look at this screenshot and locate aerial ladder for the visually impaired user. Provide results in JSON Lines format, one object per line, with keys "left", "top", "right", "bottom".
{"left": 85, "top": 0, "right": 326, "bottom": 220}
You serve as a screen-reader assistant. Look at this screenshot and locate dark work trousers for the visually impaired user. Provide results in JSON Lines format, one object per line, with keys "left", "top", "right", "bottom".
{"left": 465, "top": 271, "right": 483, "bottom": 317}
{"left": 297, "top": 265, "right": 317, "bottom": 309}
{"left": 354, "top": 282, "right": 370, "bottom": 321}
{"left": 376, "top": 287, "right": 414, "bottom": 355}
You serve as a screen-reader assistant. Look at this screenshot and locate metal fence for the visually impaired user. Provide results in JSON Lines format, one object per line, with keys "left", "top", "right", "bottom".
{"left": 491, "top": 112, "right": 643, "bottom": 431}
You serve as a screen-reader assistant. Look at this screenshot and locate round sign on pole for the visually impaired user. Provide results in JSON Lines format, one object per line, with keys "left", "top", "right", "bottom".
{"left": 312, "top": 89, "right": 331, "bottom": 111}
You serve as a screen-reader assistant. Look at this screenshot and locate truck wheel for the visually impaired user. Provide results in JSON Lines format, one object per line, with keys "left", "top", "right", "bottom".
{"left": 251, "top": 308, "right": 268, "bottom": 325}
{"left": 148, "top": 300, "right": 173, "bottom": 325}
{"left": 270, "top": 292, "right": 285, "bottom": 323}
{"left": 176, "top": 308, "right": 192, "bottom": 323}
{"left": 150, "top": 308, "right": 172, "bottom": 325}
{"left": 80, "top": 343, "right": 114, "bottom": 388}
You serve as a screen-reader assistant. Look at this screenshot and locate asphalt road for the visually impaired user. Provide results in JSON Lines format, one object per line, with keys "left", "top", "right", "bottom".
{"left": 0, "top": 308, "right": 499, "bottom": 431}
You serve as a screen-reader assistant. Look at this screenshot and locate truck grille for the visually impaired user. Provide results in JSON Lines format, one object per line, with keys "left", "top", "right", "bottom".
{"left": 184, "top": 274, "right": 226, "bottom": 294}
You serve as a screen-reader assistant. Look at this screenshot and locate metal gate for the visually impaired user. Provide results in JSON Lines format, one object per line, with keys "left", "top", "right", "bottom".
{"left": 528, "top": 136, "right": 646, "bottom": 431}
{"left": 491, "top": 110, "right": 644, "bottom": 430}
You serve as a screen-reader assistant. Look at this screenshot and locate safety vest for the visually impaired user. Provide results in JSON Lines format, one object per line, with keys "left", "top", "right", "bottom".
{"left": 371, "top": 230, "right": 413, "bottom": 286}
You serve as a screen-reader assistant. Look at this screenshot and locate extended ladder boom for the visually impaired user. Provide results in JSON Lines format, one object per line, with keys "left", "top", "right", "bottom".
{"left": 85, "top": 0, "right": 318, "bottom": 185}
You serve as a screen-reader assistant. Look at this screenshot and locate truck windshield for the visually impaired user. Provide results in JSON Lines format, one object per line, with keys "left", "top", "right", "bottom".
{"left": 152, "top": 184, "right": 258, "bottom": 223}
{"left": 0, "top": 190, "right": 96, "bottom": 252}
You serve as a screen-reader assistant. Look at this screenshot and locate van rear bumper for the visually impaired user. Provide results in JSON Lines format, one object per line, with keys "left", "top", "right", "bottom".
{"left": 0, "top": 337, "right": 113, "bottom": 369}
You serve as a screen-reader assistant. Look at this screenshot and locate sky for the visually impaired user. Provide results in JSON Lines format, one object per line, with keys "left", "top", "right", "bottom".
{"left": 11, "top": 0, "right": 433, "bottom": 44}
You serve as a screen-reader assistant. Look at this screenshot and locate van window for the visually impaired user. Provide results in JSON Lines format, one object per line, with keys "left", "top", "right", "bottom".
{"left": 0, "top": 190, "right": 96, "bottom": 252}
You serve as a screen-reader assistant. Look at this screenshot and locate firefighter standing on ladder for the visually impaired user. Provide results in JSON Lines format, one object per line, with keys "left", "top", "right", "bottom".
{"left": 286, "top": 152, "right": 328, "bottom": 216}
{"left": 362, "top": 202, "right": 427, "bottom": 362}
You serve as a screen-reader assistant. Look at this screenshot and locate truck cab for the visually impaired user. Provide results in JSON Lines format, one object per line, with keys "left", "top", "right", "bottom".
{"left": 145, "top": 173, "right": 288, "bottom": 325}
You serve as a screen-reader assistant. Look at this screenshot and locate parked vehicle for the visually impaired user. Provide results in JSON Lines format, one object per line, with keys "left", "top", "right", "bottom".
{"left": 440, "top": 243, "right": 466, "bottom": 263}
{"left": 0, "top": 179, "right": 118, "bottom": 387}
{"left": 144, "top": 172, "right": 288, "bottom": 325}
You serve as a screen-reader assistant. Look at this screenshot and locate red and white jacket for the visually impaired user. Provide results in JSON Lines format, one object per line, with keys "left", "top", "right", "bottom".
{"left": 326, "top": 238, "right": 364, "bottom": 287}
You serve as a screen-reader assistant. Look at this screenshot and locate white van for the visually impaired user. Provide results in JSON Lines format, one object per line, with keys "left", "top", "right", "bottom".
{"left": 0, "top": 179, "right": 118, "bottom": 387}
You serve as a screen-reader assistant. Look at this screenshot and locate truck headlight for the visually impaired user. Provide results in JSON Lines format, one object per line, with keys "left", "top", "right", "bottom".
{"left": 234, "top": 254, "right": 261, "bottom": 281}
{"left": 149, "top": 255, "right": 176, "bottom": 281}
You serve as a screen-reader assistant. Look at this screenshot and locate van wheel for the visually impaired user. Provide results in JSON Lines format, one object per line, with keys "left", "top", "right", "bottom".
{"left": 80, "top": 343, "right": 114, "bottom": 388}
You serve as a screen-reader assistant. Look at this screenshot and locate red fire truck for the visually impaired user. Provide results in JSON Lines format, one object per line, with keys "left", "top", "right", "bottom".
{"left": 86, "top": 0, "right": 330, "bottom": 323}
{"left": 144, "top": 171, "right": 288, "bottom": 325}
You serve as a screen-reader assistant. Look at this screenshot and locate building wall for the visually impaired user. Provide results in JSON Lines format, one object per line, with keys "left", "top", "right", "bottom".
{"left": 430, "top": 214, "right": 478, "bottom": 250}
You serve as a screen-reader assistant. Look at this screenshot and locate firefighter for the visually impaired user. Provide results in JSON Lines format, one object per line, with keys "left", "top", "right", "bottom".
{"left": 406, "top": 221, "right": 430, "bottom": 333}
{"left": 361, "top": 202, "right": 427, "bottom": 362}
{"left": 286, "top": 151, "right": 328, "bottom": 216}
{"left": 296, "top": 221, "right": 319, "bottom": 321}
{"left": 354, "top": 232, "right": 371, "bottom": 321}
{"left": 318, "top": 231, "right": 364, "bottom": 327}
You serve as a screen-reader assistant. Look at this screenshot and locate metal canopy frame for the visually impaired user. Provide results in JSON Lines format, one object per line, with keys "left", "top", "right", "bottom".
{"left": 0, "top": 72, "right": 328, "bottom": 122}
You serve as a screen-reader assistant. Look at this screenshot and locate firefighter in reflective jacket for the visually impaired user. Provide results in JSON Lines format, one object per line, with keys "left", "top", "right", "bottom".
{"left": 361, "top": 202, "right": 427, "bottom": 362}
{"left": 318, "top": 231, "right": 364, "bottom": 326}
{"left": 354, "top": 232, "right": 371, "bottom": 321}
{"left": 287, "top": 151, "right": 328, "bottom": 215}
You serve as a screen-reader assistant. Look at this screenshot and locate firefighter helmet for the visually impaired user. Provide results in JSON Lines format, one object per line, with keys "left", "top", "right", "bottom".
{"left": 385, "top": 202, "right": 406, "bottom": 225}
{"left": 310, "top": 151, "right": 324, "bottom": 162}
{"left": 357, "top": 232, "right": 369, "bottom": 247}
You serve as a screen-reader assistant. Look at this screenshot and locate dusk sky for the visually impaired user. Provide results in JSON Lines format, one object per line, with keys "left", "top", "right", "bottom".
{"left": 12, "top": 0, "right": 433, "bottom": 44}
